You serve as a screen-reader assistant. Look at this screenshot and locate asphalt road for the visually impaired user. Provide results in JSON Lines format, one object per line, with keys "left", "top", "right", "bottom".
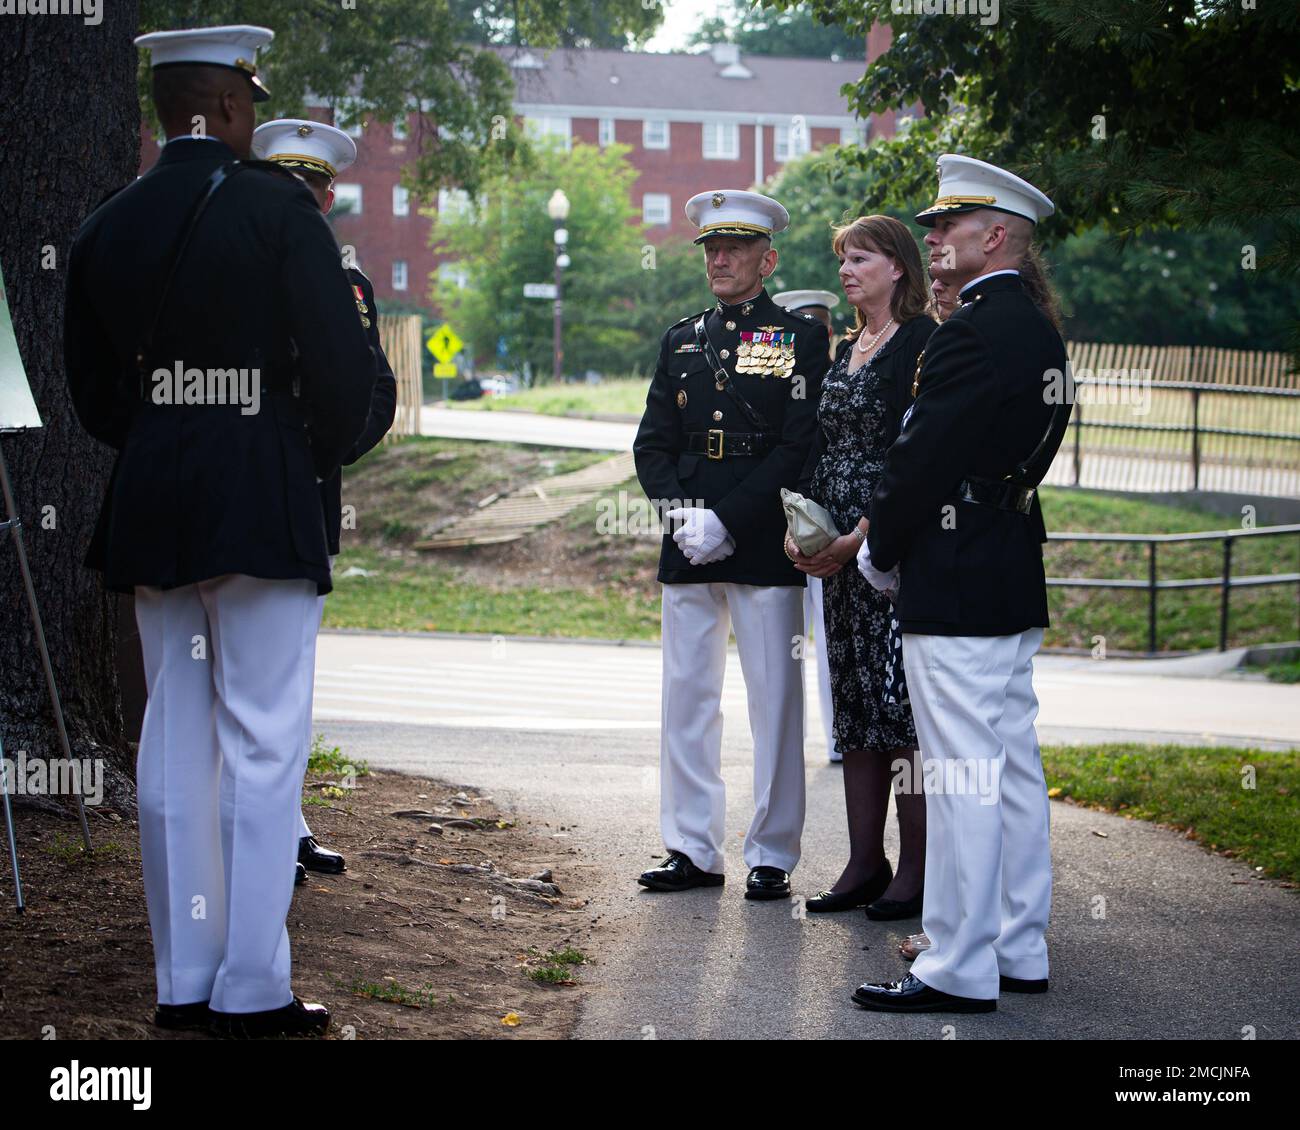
{"left": 314, "top": 631, "right": 1300, "bottom": 1040}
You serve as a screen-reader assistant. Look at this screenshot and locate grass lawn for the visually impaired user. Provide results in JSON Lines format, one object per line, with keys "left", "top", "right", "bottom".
{"left": 1041, "top": 743, "right": 1300, "bottom": 884}
{"left": 326, "top": 437, "right": 1296, "bottom": 651}
{"left": 446, "top": 376, "right": 649, "bottom": 419}
{"left": 324, "top": 546, "right": 661, "bottom": 639}
{"left": 1260, "top": 659, "right": 1300, "bottom": 683}
{"left": 1040, "top": 487, "right": 1298, "bottom": 653}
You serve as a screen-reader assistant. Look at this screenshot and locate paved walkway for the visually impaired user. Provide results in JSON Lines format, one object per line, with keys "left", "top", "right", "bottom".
{"left": 421, "top": 405, "right": 635, "bottom": 451}
{"left": 422, "top": 406, "right": 1300, "bottom": 497}
{"left": 314, "top": 631, "right": 1300, "bottom": 1040}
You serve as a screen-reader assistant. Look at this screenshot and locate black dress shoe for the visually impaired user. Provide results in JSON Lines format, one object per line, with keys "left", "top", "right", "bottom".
{"left": 865, "top": 888, "right": 924, "bottom": 921}
{"left": 294, "top": 862, "right": 307, "bottom": 886}
{"left": 154, "top": 1001, "right": 210, "bottom": 1031}
{"left": 1000, "top": 975, "right": 1049, "bottom": 994}
{"left": 744, "top": 866, "right": 791, "bottom": 900}
{"left": 208, "top": 996, "right": 331, "bottom": 1040}
{"left": 807, "top": 860, "right": 893, "bottom": 913}
{"left": 637, "top": 851, "right": 725, "bottom": 892}
{"left": 299, "top": 835, "right": 346, "bottom": 874}
{"left": 852, "top": 973, "right": 995, "bottom": 1014}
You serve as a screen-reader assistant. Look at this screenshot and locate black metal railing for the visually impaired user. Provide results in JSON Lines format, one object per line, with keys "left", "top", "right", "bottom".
{"left": 1045, "top": 523, "right": 1300, "bottom": 656}
{"left": 1048, "top": 379, "right": 1300, "bottom": 496}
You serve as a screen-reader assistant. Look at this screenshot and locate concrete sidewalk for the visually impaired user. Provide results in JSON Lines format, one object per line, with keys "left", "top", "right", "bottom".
{"left": 313, "top": 631, "right": 1299, "bottom": 1040}
{"left": 421, "top": 404, "right": 634, "bottom": 451}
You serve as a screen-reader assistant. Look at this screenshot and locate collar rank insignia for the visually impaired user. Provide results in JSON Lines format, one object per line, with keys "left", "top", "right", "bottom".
{"left": 736, "top": 331, "right": 795, "bottom": 378}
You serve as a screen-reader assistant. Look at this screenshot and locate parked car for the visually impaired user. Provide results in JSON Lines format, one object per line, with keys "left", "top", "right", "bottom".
{"left": 478, "top": 377, "right": 516, "bottom": 398}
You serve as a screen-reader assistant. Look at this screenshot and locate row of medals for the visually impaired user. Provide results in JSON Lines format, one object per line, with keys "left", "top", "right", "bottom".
{"left": 735, "top": 338, "right": 795, "bottom": 378}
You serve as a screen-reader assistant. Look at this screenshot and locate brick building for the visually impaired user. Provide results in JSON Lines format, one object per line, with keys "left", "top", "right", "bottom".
{"left": 139, "top": 39, "right": 896, "bottom": 318}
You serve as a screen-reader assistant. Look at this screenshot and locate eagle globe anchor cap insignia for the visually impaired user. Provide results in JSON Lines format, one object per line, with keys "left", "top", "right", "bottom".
{"left": 252, "top": 118, "right": 359, "bottom": 180}
{"left": 686, "top": 189, "right": 790, "bottom": 245}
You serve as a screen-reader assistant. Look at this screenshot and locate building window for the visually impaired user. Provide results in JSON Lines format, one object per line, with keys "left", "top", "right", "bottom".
{"left": 438, "top": 262, "right": 470, "bottom": 290}
{"left": 393, "top": 185, "right": 410, "bottom": 217}
{"left": 598, "top": 118, "right": 616, "bottom": 148}
{"left": 702, "top": 121, "right": 739, "bottom": 160}
{"left": 333, "top": 184, "right": 363, "bottom": 215}
{"left": 392, "top": 260, "right": 408, "bottom": 291}
{"left": 392, "top": 116, "right": 409, "bottom": 141}
{"left": 642, "top": 119, "right": 669, "bottom": 150}
{"left": 643, "top": 193, "right": 671, "bottom": 226}
{"left": 523, "top": 115, "right": 571, "bottom": 150}
{"left": 774, "top": 121, "right": 811, "bottom": 163}
{"left": 437, "top": 187, "right": 472, "bottom": 218}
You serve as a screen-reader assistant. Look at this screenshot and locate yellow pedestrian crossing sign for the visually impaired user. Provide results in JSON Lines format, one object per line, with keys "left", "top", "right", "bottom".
{"left": 428, "top": 324, "right": 464, "bottom": 380}
{"left": 427, "top": 324, "right": 464, "bottom": 363}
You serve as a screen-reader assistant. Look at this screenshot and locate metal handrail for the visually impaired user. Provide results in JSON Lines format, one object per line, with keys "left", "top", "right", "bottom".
{"left": 1045, "top": 523, "right": 1300, "bottom": 654}
{"left": 1064, "top": 378, "right": 1300, "bottom": 492}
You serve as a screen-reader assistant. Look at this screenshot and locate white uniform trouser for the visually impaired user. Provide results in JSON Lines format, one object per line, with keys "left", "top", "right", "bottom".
{"left": 135, "top": 574, "right": 320, "bottom": 1012}
{"left": 660, "top": 582, "right": 806, "bottom": 875}
{"left": 905, "top": 628, "right": 1052, "bottom": 1000}
{"left": 802, "top": 576, "right": 839, "bottom": 760}
{"left": 296, "top": 592, "right": 328, "bottom": 842}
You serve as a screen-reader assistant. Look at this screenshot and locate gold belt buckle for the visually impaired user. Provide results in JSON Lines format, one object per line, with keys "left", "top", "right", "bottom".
{"left": 706, "top": 429, "right": 725, "bottom": 459}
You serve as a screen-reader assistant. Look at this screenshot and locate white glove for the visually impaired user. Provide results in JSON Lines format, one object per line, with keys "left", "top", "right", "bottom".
{"left": 667, "top": 507, "right": 730, "bottom": 562}
{"left": 690, "top": 534, "right": 736, "bottom": 566}
{"left": 856, "top": 538, "right": 900, "bottom": 602}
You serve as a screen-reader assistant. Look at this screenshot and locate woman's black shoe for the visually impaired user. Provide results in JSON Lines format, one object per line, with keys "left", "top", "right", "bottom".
{"left": 865, "top": 889, "right": 924, "bottom": 921}
{"left": 806, "top": 860, "right": 893, "bottom": 913}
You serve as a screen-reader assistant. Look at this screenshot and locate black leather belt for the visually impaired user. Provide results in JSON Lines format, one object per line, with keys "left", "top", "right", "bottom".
{"left": 958, "top": 474, "right": 1036, "bottom": 515}
{"left": 685, "top": 430, "right": 776, "bottom": 459}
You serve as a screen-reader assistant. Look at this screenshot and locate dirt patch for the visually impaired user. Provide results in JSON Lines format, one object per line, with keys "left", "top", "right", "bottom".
{"left": 344, "top": 437, "right": 608, "bottom": 545}
{"left": 0, "top": 770, "right": 596, "bottom": 1040}
{"left": 342, "top": 437, "right": 660, "bottom": 592}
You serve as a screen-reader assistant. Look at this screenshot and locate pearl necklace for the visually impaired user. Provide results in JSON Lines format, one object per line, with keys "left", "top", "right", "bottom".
{"left": 855, "top": 316, "right": 895, "bottom": 356}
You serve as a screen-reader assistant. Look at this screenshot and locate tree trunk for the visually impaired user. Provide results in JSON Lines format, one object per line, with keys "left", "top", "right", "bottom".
{"left": 0, "top": 4, "right": 141, "bottom": 809}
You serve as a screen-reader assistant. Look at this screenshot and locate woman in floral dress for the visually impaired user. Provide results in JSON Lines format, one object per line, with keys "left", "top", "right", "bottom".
{"left": 790, "top": 215, "right": 934, "bottom": 918}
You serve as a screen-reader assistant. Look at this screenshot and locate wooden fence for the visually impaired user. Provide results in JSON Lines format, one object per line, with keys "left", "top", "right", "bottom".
{"left": 1066, "top": 342, "right": 1295, "bottom": 389}
{"left": 378, "top": 313, "right": 423, "bottom": 440}
{"left": 1044, "top": 342, "right": 1300, "bottom": 496}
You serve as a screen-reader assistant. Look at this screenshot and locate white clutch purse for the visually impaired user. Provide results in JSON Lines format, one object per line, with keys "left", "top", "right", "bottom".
{"left": 780, "top": 488, "right": 841, "bottom": 556}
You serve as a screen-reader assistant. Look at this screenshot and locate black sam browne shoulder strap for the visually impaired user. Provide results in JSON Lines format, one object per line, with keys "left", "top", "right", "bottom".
{"left": 693, "top": 314, "right": 772, "bottom": 433}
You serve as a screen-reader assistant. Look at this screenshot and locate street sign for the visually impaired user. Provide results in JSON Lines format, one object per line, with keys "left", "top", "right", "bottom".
{"left": 427, "top": 323, "right": 464, "bottom": 363}
{"left": 523, "top": 282, "right": 558, "bottom": 300}
{"left": 433, "top": 362, "right": 458, "bottom": 379}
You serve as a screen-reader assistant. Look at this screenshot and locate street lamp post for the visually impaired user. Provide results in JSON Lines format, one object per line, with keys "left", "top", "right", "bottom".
{"left": 547, "top": 189, "right": 570, "bottom": 385}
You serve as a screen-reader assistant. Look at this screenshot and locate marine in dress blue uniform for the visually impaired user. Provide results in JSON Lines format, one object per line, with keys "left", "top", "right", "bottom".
{"left": 65, "top": 26, "right": 373, "bottom": 1038}
{"left": 252, "top": 119, "right": 398, "bottom": 881}
{"left": 852, "top": 156, "right": 1070, "bottom": 1013}
{"left": 634, "top": 191, "right": 830, "bottom": 899}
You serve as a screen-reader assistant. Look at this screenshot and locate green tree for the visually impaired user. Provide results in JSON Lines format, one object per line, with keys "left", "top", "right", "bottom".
{"left": 763, "top": 147, "right": 908, "bottom": 336}
{"left": 1050, "top": 227, "right": 1300, "bottom": 350}
{"left": 690, "top": 0, "right": 864, "bottom": 59}
{"left": 140, "top": 0, "right": 664, "bottom": 195}
{"left": 765, "top": 149, "right": 1300, "bottom": 350}
{"left": 781, "top": 0, "right": 1299, "bottom": 345}
{"left": 451, "top": 0, "right": 664, "bottom": 48}
{"left": 433, "top": 141, "right": 643, "bottom": 379}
